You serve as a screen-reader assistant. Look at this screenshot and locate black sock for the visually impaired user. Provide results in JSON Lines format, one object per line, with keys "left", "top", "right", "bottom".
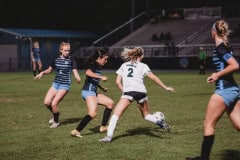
{"left": 46, "top": 105, "right": 53, "bottom": 113}
{"left": 101, "top": 108, "right": 112, "bottom": 126}
{"left": 200, "top": 135, "right": 214, "bottom": 160}
{"left": 33, "top": 71, "right": 36, "bottom": 77}
{"left": 76, "top": 115, "right": 92, "bottom": 132}
{"left": 53, "top": 112, "right": 60, "bottom": 123}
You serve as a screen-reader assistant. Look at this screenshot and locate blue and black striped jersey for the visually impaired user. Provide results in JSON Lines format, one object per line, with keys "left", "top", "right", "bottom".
{"left": 51, "top": 56, "right": 77, "bottom": 85}
{"left": 212, "top": 43, "right": 238, "bottom": 89}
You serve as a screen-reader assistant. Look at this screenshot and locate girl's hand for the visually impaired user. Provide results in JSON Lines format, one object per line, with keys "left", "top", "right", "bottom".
{"left": 207, "top": 76, "right": 215, "bottom": 83}
{"left": 207, "top": 73, "right": 218, "bottom": 84}
{"left": 76, "top": 79, "right": 81, "bottom": 83}
{"left": 165, "top": 86, "right": 175, "bottom": 92}
{"left": 101, "top": 76, "right": 108, "bottom": 82}
{"left": 102, "top": 87, "right": 108, "bottom": 92}
{"left": 34, "top": 72, "right": 43, "bottom": 79}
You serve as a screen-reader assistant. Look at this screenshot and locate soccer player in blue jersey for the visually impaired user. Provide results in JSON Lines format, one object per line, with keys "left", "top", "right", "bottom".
{"left": 186, "top": 20, "right": 240, "bottom": 160}
{"left": 71, "top": 49, "right": 114, "bottom": 138}
{"left": 31, "top": 40, "right": 43, "bottom": 77}
{"left": 35, "top": 42, "right": 81, "bottom": 128}
{"left": 99, "top": 47, "right": 175, "bottom": 142}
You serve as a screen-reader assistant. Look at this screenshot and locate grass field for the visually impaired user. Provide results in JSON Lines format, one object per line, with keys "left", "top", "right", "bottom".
{"left": 0, "top": 71, "right": 239, "bottom": 160}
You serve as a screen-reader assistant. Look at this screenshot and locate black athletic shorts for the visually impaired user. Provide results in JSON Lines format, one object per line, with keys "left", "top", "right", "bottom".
{"left": 121, "top": 91, "right": 148, "bottom": 104}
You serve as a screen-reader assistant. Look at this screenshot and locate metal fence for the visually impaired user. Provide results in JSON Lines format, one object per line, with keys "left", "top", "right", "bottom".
{"left": 73, "top": 43, "right": 240, "bottom": 58}
{"left": 183, "top": 7, "right": 222, "bottom": 20}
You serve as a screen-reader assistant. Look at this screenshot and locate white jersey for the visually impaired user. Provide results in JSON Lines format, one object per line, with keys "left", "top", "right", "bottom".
{"left": 116, "top": 61, "right": 151, "bottom": 93}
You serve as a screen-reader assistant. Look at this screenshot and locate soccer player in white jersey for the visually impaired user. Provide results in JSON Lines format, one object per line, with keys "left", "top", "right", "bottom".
{"left": 35, "top": 42, "right": 81, "bottom": 128}
{"left": 99, "top": 47, "right": 175, "bottom": 142}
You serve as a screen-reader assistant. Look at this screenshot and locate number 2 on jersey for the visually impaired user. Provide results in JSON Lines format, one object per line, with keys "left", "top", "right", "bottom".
{"left": 127, "top": 68, "right": 133, "bottom": 77}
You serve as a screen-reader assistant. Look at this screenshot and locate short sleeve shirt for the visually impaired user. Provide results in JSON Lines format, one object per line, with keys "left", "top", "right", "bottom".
{"left": 82, "top": 62, "right": 102, "bottom": 92}
{"left": 51, "top": 56, "right": 77, "bottom": 85}
{"left": 116, "top": 61, "right": 151, "bottom": 93}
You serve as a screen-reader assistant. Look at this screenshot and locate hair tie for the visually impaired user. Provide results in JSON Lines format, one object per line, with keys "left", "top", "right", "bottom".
{"left": 212, "top": 22, "right": 217, "bottom": 32}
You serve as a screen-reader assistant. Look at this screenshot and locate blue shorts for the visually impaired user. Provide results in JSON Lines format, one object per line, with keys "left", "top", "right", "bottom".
{"left": 52, "top": 82, "right": 70, "bottom": 91}
{"left": 215, "top": 86, "right": 240, "bottom": 108}
{"left": 81, "top": 90, "right": 97, "bottom": 100}
{"left": 32, "top": 56, "right": 41, "bottom": 62}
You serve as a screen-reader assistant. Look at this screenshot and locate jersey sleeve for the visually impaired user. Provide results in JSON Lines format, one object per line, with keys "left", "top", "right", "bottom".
{"left": 142, "top": 63, "right": 151, "bottom": 76}
{"left": 116, "top": 63, "right": 124, "bottom": 76}
{"left": 50, "top": 59, "right": 56, "bottom": 69}
{"left": 223, "top": 52, "right": 233, "bottom": 62}
{"left": 86, "top": 62, "right": 96, "bottom": 72}
{"left": 71, "top": 57, "right": 78, "bottom": 69}
{"left": 217, "top": 43, "right": 234, "bottom": 62}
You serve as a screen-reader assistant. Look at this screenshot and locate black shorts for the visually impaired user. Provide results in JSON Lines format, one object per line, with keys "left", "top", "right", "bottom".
{"left": 121, "top": 91, "right": 148, "bottom": 104}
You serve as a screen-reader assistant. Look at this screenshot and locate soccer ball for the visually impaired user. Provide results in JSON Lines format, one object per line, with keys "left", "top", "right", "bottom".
{"left": 153, "top": 111, "right": 165, "bottom": 120}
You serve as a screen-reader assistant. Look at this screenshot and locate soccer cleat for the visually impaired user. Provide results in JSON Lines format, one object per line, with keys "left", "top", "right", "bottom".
{"left": 99, "top": 125, "right": 108, "bottom": 132}
{"left": 49, "top": 122, "right": 60, "bottom": 128}
{"left": 48, "top": 118, "right": 54, "bottom": 124}
{"left": 157, "top": 119, "right": 171, "bottom": 132}
{"left": 71, "top": 129, "right": 82, "bottom": 138}
{"left": 99, "top": 136, "right": 112, "bottom": 142}
{"left": 185, "top": 156, "right": 203, "bottom": 160}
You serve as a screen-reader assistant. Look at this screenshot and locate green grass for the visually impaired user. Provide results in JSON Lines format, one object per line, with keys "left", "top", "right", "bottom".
{"left": 0, "top": 71, "right": 239, "bottom": 160}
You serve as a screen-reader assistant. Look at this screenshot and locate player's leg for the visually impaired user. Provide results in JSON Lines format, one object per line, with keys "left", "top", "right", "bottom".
{"left": 44, "top": 86, "right": 56, "bottom": 114}
{"left": 43, "top": 86, "right": 57, "bottom": 125}
{"left": 229, "top": 100, "right": 240, "bottom": 131}
{"left": 97, "top": 93, "right": 114, "bottom": 132}
{"left": 32, "top": 61, "right": 37, "bottom": 77}
{"left": 99, "top": 98, "right": 130, "bottom": 142}
{"left": 139, "top": 100, "right": 170, "bottom": 132}
{"left": 71, "top": 96, "right": 98, "bottom": 137}
{"left": 202, "top": 94, "right": 225, "bottom": 159}
{"left": 186, "top": 94, "right": 225, "bottom": 160}
{"left": 50, "top": 89, "right": 68, "bottom": 128}
{"left": 37, "top": 60, "right": 42, "bottom": 73}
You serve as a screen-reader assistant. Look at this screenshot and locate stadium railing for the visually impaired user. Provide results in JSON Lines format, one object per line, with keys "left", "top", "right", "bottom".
{"left": 74, "top": 43, "right": 240, "bottom": 58}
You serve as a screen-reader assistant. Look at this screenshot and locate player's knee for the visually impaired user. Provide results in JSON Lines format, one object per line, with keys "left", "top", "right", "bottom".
{"left": 89, "top": 112, "right": 97, "bottom": 118}
{"left": 203, "top": 120, "right": 216, "bottom": 135}
{"left": 44, "top": 101, "right": 51, "bottom": 107}
{"left": 203, "top": 120, "right": 212, "bottom": 130}
{"left": 107, "top": 100, "right": 114, "bottom": 109}
{"left": 234, "top": 124, "right": 240, "bottom": 131}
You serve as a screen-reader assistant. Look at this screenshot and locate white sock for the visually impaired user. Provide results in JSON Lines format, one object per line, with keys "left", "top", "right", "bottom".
{"left": 144, "top": 114, "right": 158, "bottom": 124}
{"left": 107, "top": 115, "right": 119, "bottom": 137}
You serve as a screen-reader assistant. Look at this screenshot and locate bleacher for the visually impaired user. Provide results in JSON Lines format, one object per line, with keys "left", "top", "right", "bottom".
{"left": 112, "top": 19, "right": 213, "bottom": 46}
{"left": 73, "top": 7, "right": 240, "bottom": 69}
